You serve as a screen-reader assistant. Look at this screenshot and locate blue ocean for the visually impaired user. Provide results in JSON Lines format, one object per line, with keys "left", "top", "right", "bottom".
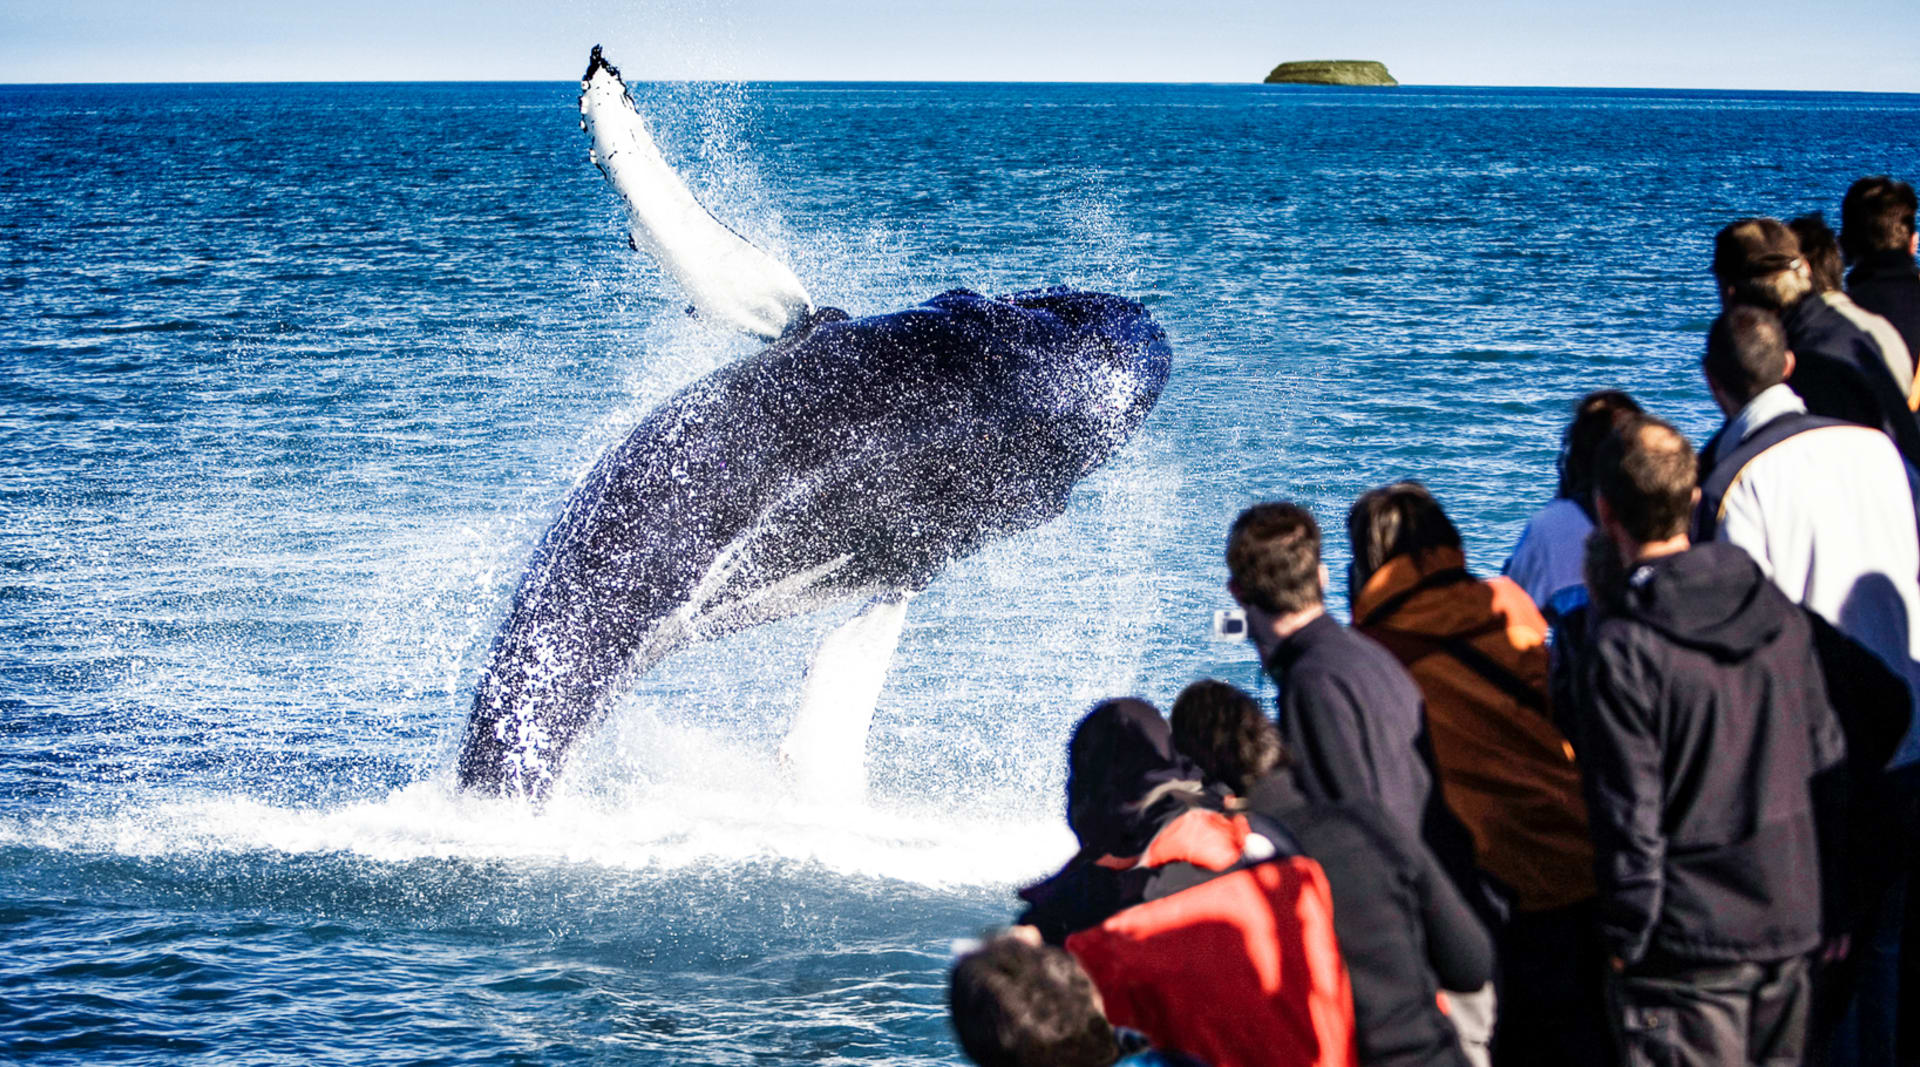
{"left": 3, "top": 80, "right": 1918, "bottom": 1063}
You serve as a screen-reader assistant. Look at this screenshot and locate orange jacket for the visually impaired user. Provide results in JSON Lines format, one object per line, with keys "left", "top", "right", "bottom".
{"left": 1066, "top": 809, "right": 1359, "bottom": 1067}
{"left": 1353, "top": 547, "right": 1595, "bottom": 912}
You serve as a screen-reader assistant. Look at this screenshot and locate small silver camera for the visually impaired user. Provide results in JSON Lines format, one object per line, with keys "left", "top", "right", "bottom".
{"left": 1211, "top": 608, "right": 1248, "bottom": 642}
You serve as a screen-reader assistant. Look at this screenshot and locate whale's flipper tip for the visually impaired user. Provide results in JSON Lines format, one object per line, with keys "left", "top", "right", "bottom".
{"left": 583, "top": 44, "right": 621, "bottom": 85}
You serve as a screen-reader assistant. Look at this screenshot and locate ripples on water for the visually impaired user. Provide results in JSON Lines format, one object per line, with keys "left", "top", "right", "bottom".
{"left": 3, "top": 81, "right": 1918, "bottom": 1062}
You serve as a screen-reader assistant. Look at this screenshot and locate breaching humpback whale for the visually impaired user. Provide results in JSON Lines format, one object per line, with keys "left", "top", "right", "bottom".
{"left": 455, "top": 47, "right": 1173, "bottom": 797}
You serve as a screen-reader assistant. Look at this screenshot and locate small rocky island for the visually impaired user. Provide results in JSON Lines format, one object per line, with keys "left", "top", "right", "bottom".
{"left": 1263, "top": 60, "right": 1398, "bottom": 87}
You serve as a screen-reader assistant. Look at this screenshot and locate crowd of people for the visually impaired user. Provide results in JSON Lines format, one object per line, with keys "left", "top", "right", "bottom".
{"left": 946, "top": 175, "right": 1920, "bottom": 1067}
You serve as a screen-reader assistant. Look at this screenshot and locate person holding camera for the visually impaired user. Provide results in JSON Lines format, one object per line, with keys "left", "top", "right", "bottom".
{"left": 1225, "top": 502, "right": 1497, "bottom": 1067}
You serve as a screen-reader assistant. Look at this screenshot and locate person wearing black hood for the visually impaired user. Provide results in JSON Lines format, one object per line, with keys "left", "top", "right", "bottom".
{"left": 1580, "top": 414, "right": 1849, "bottom": 1066}
{"left": 1015, "top": 698, "right": 1230, "bottom": 945}
{"left": 1015, "top": 698, "right": 1359, "bottom": 1067}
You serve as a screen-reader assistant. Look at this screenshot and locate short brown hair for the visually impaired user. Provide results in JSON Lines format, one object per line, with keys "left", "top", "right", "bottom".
{"left": 1170, "top": 680, "right": 1285, "bottom": 795}
{"left": 949, "top": 937, "right": 1118, "bottom": 1067}
{"left": 1593, "top": 416, "right": 1698, "bottom": 543}
{"left": 1227, "top": 502, "right": 1323, "bottom": 614}
{"left": 1841, "top": 176, "right": 1918, "bottom": 261}
{"left": 1703, "top": 306, "right": 1791, "bottom": 403}
{"left": 1347, "top": 482, "right": 1462, "bottom": 589}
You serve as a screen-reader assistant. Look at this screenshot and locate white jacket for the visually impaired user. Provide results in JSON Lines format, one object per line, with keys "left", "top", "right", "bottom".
{"left": 1714, "top": 384, "right": 1920, "bottom": 767}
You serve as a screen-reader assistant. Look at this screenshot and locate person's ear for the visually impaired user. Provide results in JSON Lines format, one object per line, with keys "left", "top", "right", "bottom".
{"left": 1691, "top": 487, "right": 1702, "bottom": 509}
{"left": 1909, "top": 232, "right": 1917, "bottom": 257}
{"left": 1782, "top": 348, "right": 1797, "bottom": 382}
{"left": 1317, "top": 562, "right": 1331, "bottom": 598}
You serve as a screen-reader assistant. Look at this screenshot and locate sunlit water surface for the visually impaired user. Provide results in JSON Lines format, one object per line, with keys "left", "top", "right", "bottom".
{"left": 3, "top": 81, "right": 1918, "bottom": 1063}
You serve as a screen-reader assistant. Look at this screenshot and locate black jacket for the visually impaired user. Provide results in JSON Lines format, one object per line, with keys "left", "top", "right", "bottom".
{"left": 1847, "top": 248, "right": 1920, "bottom": 365}
{"left": 1264, "top": 614, "right": 1500, "bottom": 925}
{"left": 1578, "top": 542, "right": 1848, "bottom": 966}
{"left": 1779, "top": 294, "right": 1920, "bottom": 469}
{"left": 1247, "top": 771, "right": 1488, "bottom": 1067}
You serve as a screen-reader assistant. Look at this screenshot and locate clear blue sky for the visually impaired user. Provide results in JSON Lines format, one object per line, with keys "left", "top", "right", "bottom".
{"left": 3, "top": 0, "right": 1916, "bottom": 91}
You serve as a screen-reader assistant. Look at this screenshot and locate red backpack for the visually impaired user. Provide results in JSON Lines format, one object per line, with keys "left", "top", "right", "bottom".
{"left": 1065, "top": 810, "right": 1358, "bottom": 1067}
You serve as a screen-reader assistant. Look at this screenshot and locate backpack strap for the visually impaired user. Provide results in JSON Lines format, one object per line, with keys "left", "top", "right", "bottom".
{"left": 1356, "top": 566, "right": 1474, "bottom": 629}
{"left": 1691, "top": 412, "right": 1851, "bottom": 542}
{"left": 1367, "top": 624, "right": 1550, "bottom": 716}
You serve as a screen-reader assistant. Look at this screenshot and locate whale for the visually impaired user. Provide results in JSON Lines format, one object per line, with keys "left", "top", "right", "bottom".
{"left": 454, "top": 48, "right": 1173, "bottom": 797}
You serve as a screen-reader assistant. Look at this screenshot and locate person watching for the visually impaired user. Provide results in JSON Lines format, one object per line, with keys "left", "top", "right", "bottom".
{"left": 1503, "top": 389, "right": 1645, "bottom": 624}
{"left": 1171, "top": 679, "right": 1494, "bottom": 1067}
{"left": 1225, "top": 501, "right": 1495, "bottom": 1067}
{"left": 1346, "top": 481, "right": 1604, "bottom": 1067}
{"left": 1711, "top": 216, "right": 1920, "bottom": 468}
{"left": 1580, "top": 414, "right": 1847, "bottom": 1066}
{"left": 1841, "top": 176, "right": 1920, "bottom": 368}
{"left": 1692, "top": 304, "right": 1920, "bottom": 1062}
{"left": 1788, "top": 212, "right": 1915, "bottom": 403}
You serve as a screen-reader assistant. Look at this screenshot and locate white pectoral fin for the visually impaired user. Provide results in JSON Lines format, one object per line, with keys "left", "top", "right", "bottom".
{"left": 579, "top": 48, "right": 813, "bottom": 340}
{"left": 778, "top": 593, "right": 913, "bottom": 804}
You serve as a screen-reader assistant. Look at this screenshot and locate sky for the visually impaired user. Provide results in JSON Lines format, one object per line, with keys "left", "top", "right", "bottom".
{"left": 1, "top": 0, "right": 1916, "bottom": 92}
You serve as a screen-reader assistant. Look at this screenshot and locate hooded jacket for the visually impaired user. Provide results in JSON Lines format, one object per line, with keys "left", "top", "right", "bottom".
{"left": 1579, "top": 542, "right": 1847, "bottom": 966}
{"left": 1353, "top": 547, "right": 1595, "bottom": 913}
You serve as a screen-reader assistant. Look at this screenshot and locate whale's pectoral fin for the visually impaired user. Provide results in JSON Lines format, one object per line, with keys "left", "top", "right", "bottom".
{"left": 777, "top": 592, "right": 913, "bottom": 804}
{"left": 579, "top": 45, "right": 814, "bottom": 341}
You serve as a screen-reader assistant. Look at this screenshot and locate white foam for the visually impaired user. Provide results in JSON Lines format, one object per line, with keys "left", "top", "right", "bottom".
{"left": 0, "top": 776, "right": 1074, "bottom": 891}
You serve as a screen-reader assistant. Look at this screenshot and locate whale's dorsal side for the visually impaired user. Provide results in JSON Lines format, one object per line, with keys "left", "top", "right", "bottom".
{"left": 579, "top": 44, "right": 814, "bottom": 341}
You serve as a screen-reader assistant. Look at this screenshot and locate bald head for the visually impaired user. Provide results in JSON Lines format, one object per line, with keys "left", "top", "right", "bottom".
{"left": 1594, "top": 415, "right": 1699, "bottom": 544}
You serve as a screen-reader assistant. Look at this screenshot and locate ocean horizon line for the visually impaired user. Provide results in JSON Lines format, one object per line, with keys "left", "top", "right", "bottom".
{"left": 2, "top": 78, "right": 1917, "bottom": 97}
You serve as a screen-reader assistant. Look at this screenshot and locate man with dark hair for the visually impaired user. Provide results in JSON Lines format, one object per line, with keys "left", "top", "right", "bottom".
{"left": 1842, "top": 176, "right": 1920, "bottom": 368}
{"left": 1171, "top": 679, "right": 1495, "bottom": 1067}
{"left": 1790, "top": 213, "right": 1914, "bottom": 398}
{"left": 1582, "top": 415, "right": 1847, "bottom": 1066}
{"left": 949, "top": 934, "right": 1198, "bottom": 1067}
{"left": 1694, "top": 305, "right": 1920, "bottom": 1065}
{"left": 1227, "top": 501, "right": 1496, "bottom": 1066}
{"left": 1226, "top": 502, "right": 1459, "bottom": 851}
{"left": 1712, "top": 216, "right": 1920, "bottom": 468}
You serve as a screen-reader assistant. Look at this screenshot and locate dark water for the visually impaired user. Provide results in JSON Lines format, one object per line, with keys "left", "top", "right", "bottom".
{"left": 3, "top": 80, "right": 1917, "bottom": 1063}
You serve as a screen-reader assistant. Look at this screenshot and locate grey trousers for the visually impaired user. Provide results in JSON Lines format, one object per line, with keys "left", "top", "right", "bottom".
{"left": 1607, "top": 956, "right": 1811, "bottom": 1067}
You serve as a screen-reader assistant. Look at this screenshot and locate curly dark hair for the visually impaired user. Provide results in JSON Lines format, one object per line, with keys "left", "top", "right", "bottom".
{"left": 1170, "top": 679, "right": 1285, "bottom": 796}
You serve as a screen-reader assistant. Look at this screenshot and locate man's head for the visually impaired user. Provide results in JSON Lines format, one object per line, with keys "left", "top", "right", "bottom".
{"left": 1702, "top": 305, "right": 1795, "bottom": 415}
{"left": 1786, "top": 213, "right": 1844, "bottom": 293}
{"left": 1170, "top": 679, "right": 1285, "bottom": 796}
{"left": 1712, "top": 217, "right": 1812, "bottom": 311}
{"left": 1346, "top": 481, "right": 1462, "bottom": 593}
{"left": 1226, "top": 502, "right": 1324, "bottom": 615}
{"left": 949, "top": 936, "right": 1118, "bottom": 1067}
{"left": 1592, "top": 415, "right": 1699, "bottom": 558}
{"left": 1840, "top": 176, "right": 1918, "bottom": 263}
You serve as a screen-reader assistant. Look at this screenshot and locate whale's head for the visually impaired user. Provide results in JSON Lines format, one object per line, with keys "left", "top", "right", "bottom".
{"left": 987, "top": 287, "right": 1173, "bottom": 473}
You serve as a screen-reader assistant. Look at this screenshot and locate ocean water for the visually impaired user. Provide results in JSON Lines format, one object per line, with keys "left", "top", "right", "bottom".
{"left": 3, "top": 80, "right": 1918, "bottom": 1063}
